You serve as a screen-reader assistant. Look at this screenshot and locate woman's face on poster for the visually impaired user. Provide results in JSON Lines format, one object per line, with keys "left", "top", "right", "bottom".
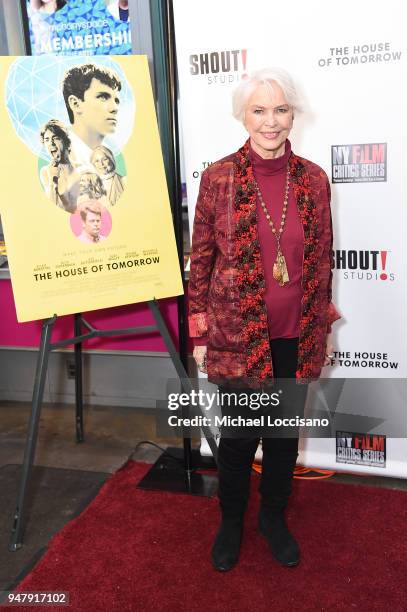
{"left": 93, "top": 151, "right": 114, "bottom": 175}
{"left": 38, "top": 0, "right": 57, "bottom": 10}
{"left": 30, "top": 0, "right": 64, "bottom": 14}
{"left": 79, "top": 175, "right": 91, "bottom": 192}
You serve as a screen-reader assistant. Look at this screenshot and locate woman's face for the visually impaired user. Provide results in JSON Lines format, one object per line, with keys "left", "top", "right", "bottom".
{"left": 93, "top": 151, "right": 114, "bottom": 175}
{"left": 79, "top": 176, "right": 91, "bottom": 193}
{"left": 40, "top": 0, "right": 57, "bottom": 11}
{"left": 244, "top": 82, "right": 293, "bottom": 159}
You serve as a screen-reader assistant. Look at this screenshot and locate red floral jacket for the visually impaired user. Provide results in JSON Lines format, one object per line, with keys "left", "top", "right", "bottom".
{"left": 188, "top": 140, "right": 340, "bottom": 387}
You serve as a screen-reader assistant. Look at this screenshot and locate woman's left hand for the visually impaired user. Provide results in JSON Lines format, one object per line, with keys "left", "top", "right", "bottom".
{"left": 324, "top": 333, "right": 334, "bottom": 366}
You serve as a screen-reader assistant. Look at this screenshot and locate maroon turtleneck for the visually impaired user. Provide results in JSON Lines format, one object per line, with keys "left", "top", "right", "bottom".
{"left": 251, "top": 139, "right": 304, "bottom": 339}
{"left": 193, "top": 139, "right": 304, "bottom": 347}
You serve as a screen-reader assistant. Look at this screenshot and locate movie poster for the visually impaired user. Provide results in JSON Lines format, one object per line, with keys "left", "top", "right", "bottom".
{"left": 25, "top": 0, "right": 131, "bottom": 56}
{"left": 0, "top": 55, "right": 183, "bottom": 322}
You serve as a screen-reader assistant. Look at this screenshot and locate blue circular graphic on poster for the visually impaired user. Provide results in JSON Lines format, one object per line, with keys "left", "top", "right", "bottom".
{"left": 27, "top": 0, "right": 131, "bottom": 56}
{"left": 5, "top": 55, "right": 135, "bottom": 160}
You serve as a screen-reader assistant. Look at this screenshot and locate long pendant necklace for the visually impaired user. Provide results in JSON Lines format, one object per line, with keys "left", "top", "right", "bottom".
{"left": 256, "top": 166, "right": 290, "bottom": 287}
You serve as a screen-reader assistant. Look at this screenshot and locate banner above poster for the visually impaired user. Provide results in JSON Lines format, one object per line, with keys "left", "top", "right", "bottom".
{"left": 25, "top": 0, "right": 131, "bottom": 56}
{"left": 0, "top": 55, "right": 183, "bottom": 322}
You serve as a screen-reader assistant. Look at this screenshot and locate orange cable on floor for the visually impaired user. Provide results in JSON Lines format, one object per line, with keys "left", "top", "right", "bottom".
{"left": 252, "top": 462, "right": 335, "bottom": 479}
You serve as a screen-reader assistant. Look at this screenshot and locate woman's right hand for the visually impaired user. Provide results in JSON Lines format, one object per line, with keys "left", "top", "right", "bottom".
{"left": 193, "top": 346, "right": 207, "bottom": 374}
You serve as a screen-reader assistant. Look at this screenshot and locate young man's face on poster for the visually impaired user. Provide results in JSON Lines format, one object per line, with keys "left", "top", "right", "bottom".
{"left": 43, "top": 129, "right": 65, "bottom": 162}
{"left": 71, "top": 78, "right": 120, "bottom": 138}
{"left": 83, "top": 210, "right": 101, "bottom": 239}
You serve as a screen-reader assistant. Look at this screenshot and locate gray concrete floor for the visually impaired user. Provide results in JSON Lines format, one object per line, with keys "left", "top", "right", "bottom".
{"left": 0, "top": 401, "right": 185, "bottom": 474}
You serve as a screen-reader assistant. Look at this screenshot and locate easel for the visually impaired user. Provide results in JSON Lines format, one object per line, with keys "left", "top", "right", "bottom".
{"left": 9, "top": 300, "right": 218, "bottom": 551}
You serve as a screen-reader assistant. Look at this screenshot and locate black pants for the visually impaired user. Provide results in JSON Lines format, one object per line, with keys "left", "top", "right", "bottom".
{"left": 217, "top": 338, "right": 308, "bottom": 517}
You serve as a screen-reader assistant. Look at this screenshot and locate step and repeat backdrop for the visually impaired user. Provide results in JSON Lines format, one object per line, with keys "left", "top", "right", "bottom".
{"left": 173, "top": 0, "right": 407, "bottom": 476}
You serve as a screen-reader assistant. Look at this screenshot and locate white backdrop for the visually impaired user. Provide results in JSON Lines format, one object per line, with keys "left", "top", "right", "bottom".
{"left": 174, "top": 0, "right": 407, "bottom": 476}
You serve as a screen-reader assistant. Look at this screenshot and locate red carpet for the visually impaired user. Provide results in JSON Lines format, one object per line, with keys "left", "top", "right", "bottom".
{"left": 5, "top": 461, "right": 407, "bottom": 611}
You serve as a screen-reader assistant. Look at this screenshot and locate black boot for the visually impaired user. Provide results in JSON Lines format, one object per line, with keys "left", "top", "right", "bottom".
{"left": 213, "top": 434, "right": 258, "bottom": 571}
{"left": 211, "top": 515, "right": 244, "bottom": 572}
{"left": 258, "top": 507, "right": 299, "bottom": 567}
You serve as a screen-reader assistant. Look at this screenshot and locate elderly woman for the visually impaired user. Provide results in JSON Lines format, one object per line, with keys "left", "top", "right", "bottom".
{"left": 188, "top": 68, "right": 340, "bottom": 572}
{"left": 40, "top": 119, "right": 79, "bottom": 213}
{"left": 91, "top": 145, "right": 125, "bottom": 206}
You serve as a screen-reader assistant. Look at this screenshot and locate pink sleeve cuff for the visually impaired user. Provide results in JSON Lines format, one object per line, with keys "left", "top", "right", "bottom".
{"left": 188, "top": 312, "right": 208, "bottom": 337}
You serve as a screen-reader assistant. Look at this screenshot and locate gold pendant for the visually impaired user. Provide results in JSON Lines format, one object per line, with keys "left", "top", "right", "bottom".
{"left": 273, "top": 252, "right": 289, "bottom": 286}
{"left": 273, "top": 260, "right": 283, "bottom": 284}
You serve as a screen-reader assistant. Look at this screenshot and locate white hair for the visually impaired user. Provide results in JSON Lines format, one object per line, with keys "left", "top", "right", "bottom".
{"left": 232, "top": 67, "right": 303, "bottom": 123}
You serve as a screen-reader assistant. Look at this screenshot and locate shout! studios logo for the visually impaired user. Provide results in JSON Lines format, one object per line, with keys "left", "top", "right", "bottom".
{"left": 189, "top": 49, "right": 248, "bottom": 84}
{"left": 331, "top": 143, "right": 387, "bottom": 183}
{"left": 332, "top": 249, "right": 395, "bottom": 281}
